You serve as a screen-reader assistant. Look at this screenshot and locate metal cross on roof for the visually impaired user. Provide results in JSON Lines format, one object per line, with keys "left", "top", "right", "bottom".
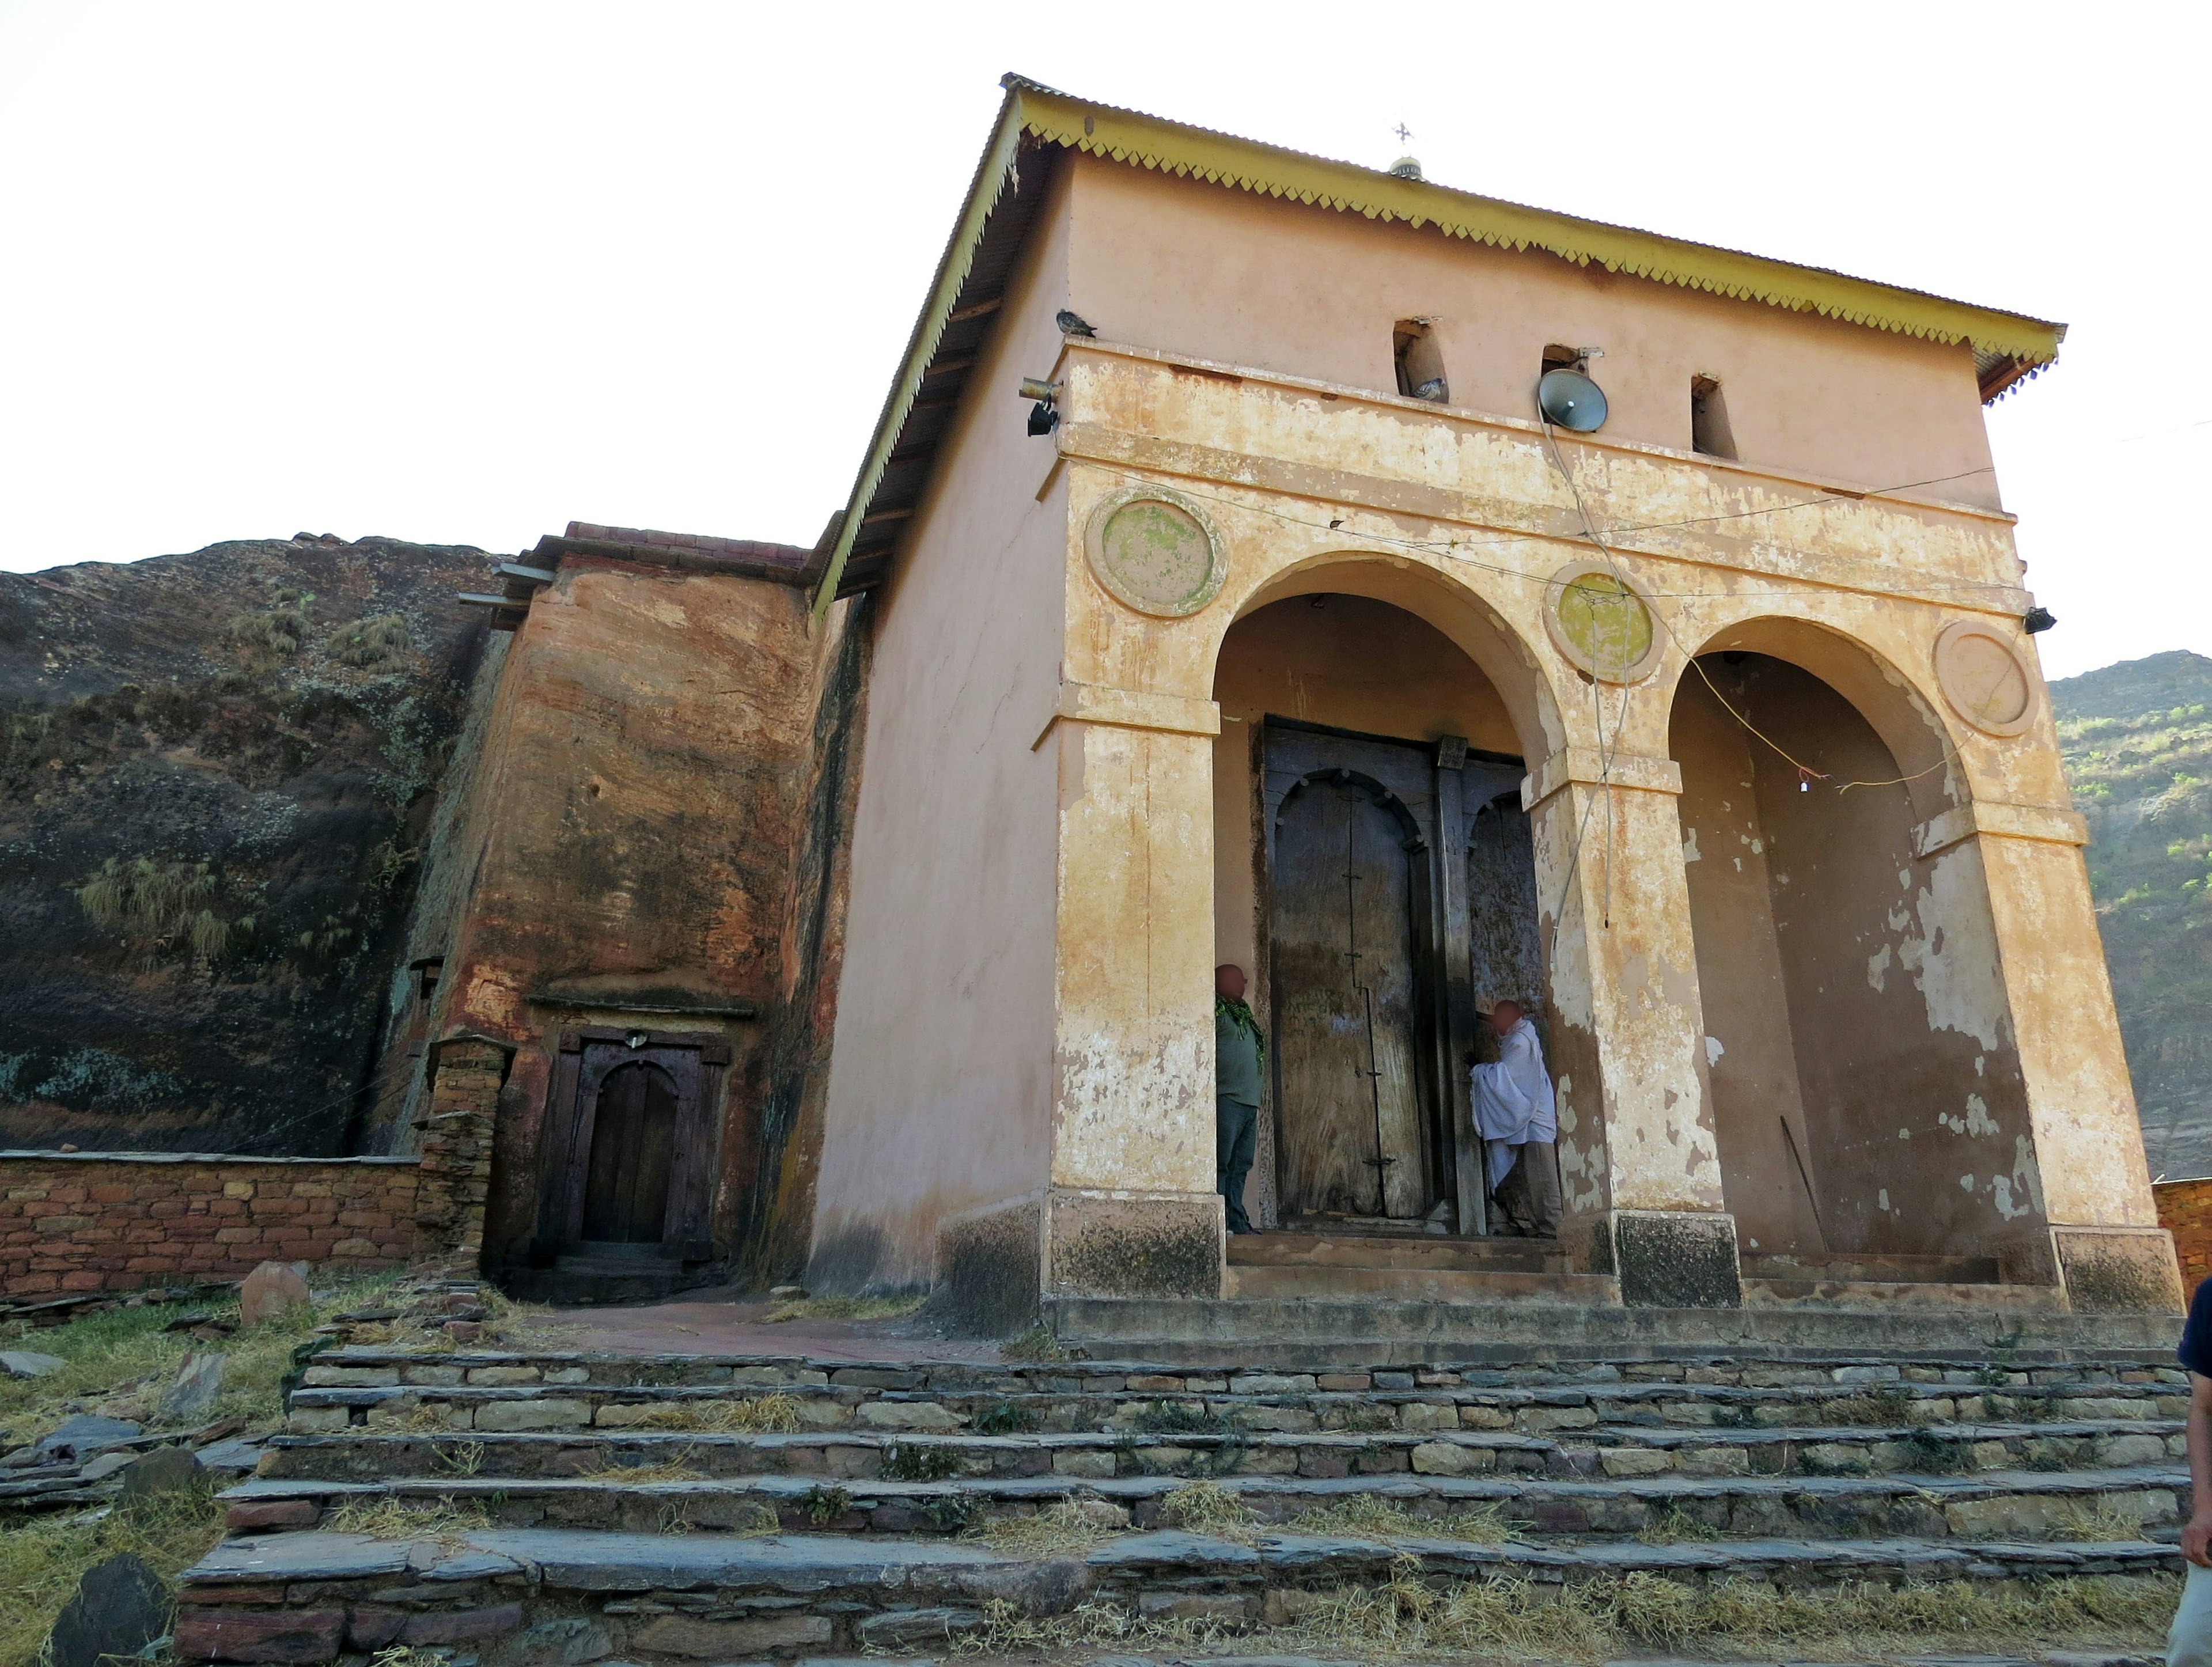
{"left": 1393, "top": 123, "right": 1412, "bottom": 143}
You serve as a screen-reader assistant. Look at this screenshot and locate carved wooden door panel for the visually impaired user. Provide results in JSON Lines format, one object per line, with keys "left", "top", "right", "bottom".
{"left": 1272, "top": 771, "right": 1428, "bottom": 1218}
{"left": 581, "top": 1060, "right": 680, "bottom": 1242}
{"left": 535, "top": 1027, "right": 729, "bottom": 1263}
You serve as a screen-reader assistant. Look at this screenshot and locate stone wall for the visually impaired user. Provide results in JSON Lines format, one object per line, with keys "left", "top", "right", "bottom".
{"left": 2156, "top": 1177, "right": 2212, "bottom": 1297}
{"left": 0, "top": 1151, "right": 422, "bottom": 1297}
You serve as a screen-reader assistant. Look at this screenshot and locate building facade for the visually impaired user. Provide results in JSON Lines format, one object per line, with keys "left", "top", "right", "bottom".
{"left": 392, "top": 78, "right": 2180, "bottom": 1338}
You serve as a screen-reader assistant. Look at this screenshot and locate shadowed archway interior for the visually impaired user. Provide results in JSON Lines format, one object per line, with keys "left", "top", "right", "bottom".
{"left": 1670, "top": 651, "right": 2037, "bottom": 1278}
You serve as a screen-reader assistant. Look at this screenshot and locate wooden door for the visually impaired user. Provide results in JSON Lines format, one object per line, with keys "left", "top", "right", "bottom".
{"left": 581, "top": 1060, "right": 679, "bottom": 1242}
{"left": 1272, "top": 772, "right": 1429, "bottom": 1218}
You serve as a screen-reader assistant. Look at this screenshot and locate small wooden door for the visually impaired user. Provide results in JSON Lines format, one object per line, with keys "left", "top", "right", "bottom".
{"left": 1272, "top": 771, "right": 1429, "bottom": 1217}
{"left": 532, "top": 1026, "right": 730, "bottom": 1265}
{"left": 581, "top": 1061, "right": 680, "bottom": 1242}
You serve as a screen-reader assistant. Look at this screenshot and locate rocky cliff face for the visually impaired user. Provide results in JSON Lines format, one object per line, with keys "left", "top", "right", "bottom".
{"left": 2051, "top": 650, "right": 2212, "bottom": 1180}
{"left": 0, "top": 535, "right": 495, "bottom": 1153}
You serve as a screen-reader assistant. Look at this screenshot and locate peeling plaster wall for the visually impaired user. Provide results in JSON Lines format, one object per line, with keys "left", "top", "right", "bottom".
{"left": 1064, "top": 154, "right": 2001, "bottom": 510}
{"left": 1673, "top": 654, "right": 2036, "bottom": 1260}
{"left": 806, "top": 172, "right": 1076, "bottom": 1294}
{"left": 1671, "top": 672, "right": 1823, "bottom": 1258}
{"left": 430, "top": 562, "right": 835, "bottom": 1274}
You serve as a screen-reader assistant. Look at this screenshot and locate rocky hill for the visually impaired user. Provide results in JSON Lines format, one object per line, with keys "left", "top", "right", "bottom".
{"left": 0, "top": 535, "right": 495, "bottom": 1154}
{"left": 2051, "top": 650, "right": 2212, "bottom": 1180}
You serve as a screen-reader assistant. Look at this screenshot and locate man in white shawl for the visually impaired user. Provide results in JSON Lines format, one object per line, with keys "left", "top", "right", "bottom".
{"left": 1470, "top": 998, "right": 1560, "bottom": 1238}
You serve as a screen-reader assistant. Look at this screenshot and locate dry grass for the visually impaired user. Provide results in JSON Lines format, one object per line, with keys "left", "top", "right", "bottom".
{"left": 628, "top": 1394, "right": 804, "bottom": 1434}
{"left": 1286, "top": 1494, "right": 1512, "bottom": 1544}
{"left": 1001, "top": 1324, "right": 1070, "bottom": 1363}
{"left": 974, "top": 1498, "right": 1128, "bottom": 1556}
{"left": 959, "top": 1567, "right": 2177, "bottom": 1662}
{"left": 763, "top": 1294, "right": 923, "bottom": 1324}
{"left": 717, "top": 1499, "right": 781, "bottom": 1537}
{"left": 324, "top": 1494, "right": 494, "bottom": 1540}
{"left": 1153, "top": 1483, "right": 1509, "bottom": 1547}
{"left": 582, "top": 1449, "right": 708, "bottom": 1484}
{"left": 369, "top": 1647, "right": 452, "bottom": 1667}
{"left": 0, "top": 1478, "right": 222, "bottom": 1667}
{"left": 1158, "top": 1479, "right": 1260, "bottom": 1538}
{"left": 2053, "top": 1498, "right": 2153, "bottom": 1542}
{"left": 0, "top": 1274, "right": 404, "bottom": 1666}
{"left": 1636, "top": 1506, "right": 1726, "bottom": 1545}
{"left": 0, "top": 1275, "right": 397, "bottom": 1450}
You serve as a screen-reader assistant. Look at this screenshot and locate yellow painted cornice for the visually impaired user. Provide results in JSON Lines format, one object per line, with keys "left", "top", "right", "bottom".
{"left": 1010, "top": 77, "right": 2064, "bottom": 366}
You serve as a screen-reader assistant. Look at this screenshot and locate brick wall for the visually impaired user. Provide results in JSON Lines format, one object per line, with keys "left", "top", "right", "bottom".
{"left": 2156, "top": 1178, "right": 2212, "bottom": 1298}
{"left": 0, "top": 1151, "right": 423, "bottom": 1298}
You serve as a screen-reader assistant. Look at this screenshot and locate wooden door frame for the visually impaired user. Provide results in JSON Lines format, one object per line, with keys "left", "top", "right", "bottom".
{"left": 1256, "top": 717, "right": 1527, "bottom": 1234}
{"left": 536, "top": 1025, "right": 730, "bottom": 1262}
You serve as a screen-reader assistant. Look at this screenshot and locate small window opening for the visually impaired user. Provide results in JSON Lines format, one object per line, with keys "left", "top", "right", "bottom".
{"left": 1691, "top": 376, "right": 1737, "bottom": 460}
{"left": 411, "top": 956, "right": 444, "bottom": 1001}
{"left": 1393, "top": 320, "right": 1449, "bottom": 403}
{"left": 1541, "top": 344, "right": 1583, "bottom": 378}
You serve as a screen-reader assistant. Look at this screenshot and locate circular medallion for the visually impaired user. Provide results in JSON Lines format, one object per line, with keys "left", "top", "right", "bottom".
{"left": 1544, "top": 560, "right": 1664, "bottom": 683}
{"left": 1084, "top": 487, "right": 1226, "bottom": 617}
{"left": 1933, "top": 618, "right": 2036, "bottom": 737}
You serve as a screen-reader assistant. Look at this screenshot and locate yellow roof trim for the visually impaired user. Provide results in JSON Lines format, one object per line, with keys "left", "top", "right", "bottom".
{"left": 1013, "top": 84, "right": 2065, "bottom": 367}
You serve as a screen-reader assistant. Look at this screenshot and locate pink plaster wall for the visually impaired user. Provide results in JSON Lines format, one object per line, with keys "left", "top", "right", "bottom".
{"left": 1064, "top": 155, "right": 2001, "bottom": 510}
{"left": 808, "top": 169, "right": 1078, "bottom": 1292}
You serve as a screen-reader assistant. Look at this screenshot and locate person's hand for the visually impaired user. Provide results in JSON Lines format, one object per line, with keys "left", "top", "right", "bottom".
{"left": 2184, "top": 1508, "right": 2212, "bottom": 1568}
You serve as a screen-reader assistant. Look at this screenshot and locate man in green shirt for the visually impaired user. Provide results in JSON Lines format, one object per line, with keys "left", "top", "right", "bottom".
{"left": 1215, "top": 964, "right": 1264, "bottom": 1234}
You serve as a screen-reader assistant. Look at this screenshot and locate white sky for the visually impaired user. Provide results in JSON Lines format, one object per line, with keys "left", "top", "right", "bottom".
{"left": 0, "top": 1, "right": 2202, "bottom": 681}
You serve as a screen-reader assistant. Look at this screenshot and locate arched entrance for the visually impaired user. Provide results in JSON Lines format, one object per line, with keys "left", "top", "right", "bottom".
{"left": 1214, "top": 589, "right": 1546, "bottom": 1237}
{"left": 1669, "top": 642, "right": 2039, "bottom": 1280}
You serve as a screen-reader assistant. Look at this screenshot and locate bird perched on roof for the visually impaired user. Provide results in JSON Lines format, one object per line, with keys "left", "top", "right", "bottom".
{"left": 1056, "top": 309, "right": 1097, "bottom": 338}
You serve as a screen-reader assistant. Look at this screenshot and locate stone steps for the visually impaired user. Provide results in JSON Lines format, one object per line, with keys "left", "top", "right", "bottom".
{"left": 1043, "top": 1295, "right": 2185, "bottom": 1365}
{"left": 216, "top": 1460, "right": 2192, "bottom": 1543}
{"left": 251, "top": 1418, "right": 2184, "bottom": 1484}
{"left": 174, "top": 1524, "right": 2184, "bottom": 1662}
{"left": 282, "top": 1346, "right": 2190, "bottom": 1441}
{"left": 170, "top": 1338, "right": 2192, "bottom": 1661}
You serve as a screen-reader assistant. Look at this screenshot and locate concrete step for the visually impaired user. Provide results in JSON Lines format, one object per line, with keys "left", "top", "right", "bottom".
{"left": 249, "top": 1416, "right": 2184, "bottom": 1486}
{"left": 1043, "top": 1295, "right": 2184, "bottom": 1365}
{"left": 215, "top": 1460, "right": 2190, "bottom": 1542}
{"left": 1227, "top": 1232, "right": 1571, "bottom": 1274}
{"left": 1223, "top": 1263, "right": 1618, "bottom": 1302}
{"left": 173, "top": 1523, "right": 2186, "bottom": 1662}
{"left": 1743, "top": 1251, "right": 2004, "bottom": 1285}
{"left": 1742, "top": 1277, "right": 2067, "bottom": 1312}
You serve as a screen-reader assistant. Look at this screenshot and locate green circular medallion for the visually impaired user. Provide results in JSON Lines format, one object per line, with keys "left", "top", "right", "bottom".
{"left": 1086, "top": 491, "right": 1225, "bottom": 616}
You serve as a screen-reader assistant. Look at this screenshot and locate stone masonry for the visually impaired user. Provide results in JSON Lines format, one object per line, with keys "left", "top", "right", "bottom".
{"left": 2156, "top": 1177, "right": 2212, "bottom": 1297}
{"left": 411, "top": 1037, "right": 509, "bottom": 1278}
{"left": 0, "top": 1153, "right": 422, "bottom": 1297}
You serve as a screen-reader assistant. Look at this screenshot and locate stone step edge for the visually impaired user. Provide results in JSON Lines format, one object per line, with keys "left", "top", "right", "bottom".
{"left": 175, "top": 1524, "right": 2185, "bottom": 1600}
{"left": 315, "top": 1345, "right": 2184, "bottom": 1378}
{"left": 257, "top": 1418, "right": 2184, "bottom": 1454}
{"left": 219, "top": 1461, "right": 2190, "bottom": 1506}
{"left": 287, "top": 1381, "right": 2188, "bottom": 1408}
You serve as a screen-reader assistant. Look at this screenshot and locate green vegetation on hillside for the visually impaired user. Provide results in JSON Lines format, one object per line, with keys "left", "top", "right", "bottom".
{"left": 2052, "top": 650, "right": 2212, "bottom": 1177}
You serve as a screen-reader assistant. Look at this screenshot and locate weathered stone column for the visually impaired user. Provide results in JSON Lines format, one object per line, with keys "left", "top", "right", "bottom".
{"left": 1525, "top": 746, "right": 1741, "bottom": 1307}
{"left": 1043, "top": 682, "right": 1225, "bottom": 1302}
{"left": 1926, "top": 803, "right": 2184, "bottom": 1313}
{"left": 414, "top": 1033, "right": 514, "bottom": 1278}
